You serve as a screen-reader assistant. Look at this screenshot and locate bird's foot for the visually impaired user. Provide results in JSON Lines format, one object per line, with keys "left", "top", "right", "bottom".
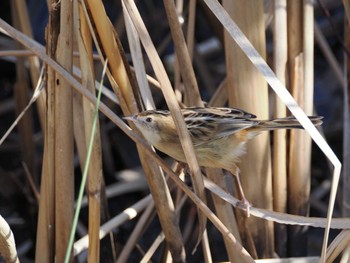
{"left": 236, "top": 198, "right": 251, "bottom": 217}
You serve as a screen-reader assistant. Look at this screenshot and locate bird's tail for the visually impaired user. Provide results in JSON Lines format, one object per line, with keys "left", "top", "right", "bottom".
{"left": 256, "top": 116, "right": 323, "bottom": 130}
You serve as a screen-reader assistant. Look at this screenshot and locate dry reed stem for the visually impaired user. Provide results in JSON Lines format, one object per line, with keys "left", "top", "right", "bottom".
{"left": 303, "top": 0, "right": 314, "bottom": 116}
{"left": 286, "top": 0, "right": 307, "bottom": 256}
{"left": 122, "top": 0, "right": 207, "bottom": 254}
{"left": 22, "top": 162, "right": 40, "bottom": 202}
{"left": 13, "top": 0, "right": 46, "bottom": 129}
{"left": 0, "top": 50, "right": 34, "bottom": 57}
{"left": 73, "top": 66, "right": 119, "bottom": 104}
{"left": 201, "top": 230, "right": 212, "bottom": 263}
{"left": 11, "top": 2, "right": 36, "bottom": 178}
{"left": 140, "top": 232, "right": 165, "bottom": 263}
{"left": 204, "top": 177, "right": 350, "bottom": 229}
{"left": 186, "top": 0, "right": 197, "bottom": 60}
{"left": 222, "top": 0, "right": 274, "bottom": 257}
{"left": 11, "top": 31, "right": 36, "bottom": 186}
{"left": 34, "top": 2, "right": 58, "bottom": 262}
{"left": 13, "top": 60, "right": 36, "bottom": 179}
{"left": 74, "top": 195, "right": 152, "bottom": 256}
{"left": 12, "top": 0, "right": 40, "bottom": 182}
{"left": 173, "top": 2, "right": 184, "bottom": 105}
{"left": 123, "top": 7, "right": 154, "bottom": 110}
{"left": 326, "top": 230, "right": 350, "bottom": 263}
{"left": 163, "top": 0, "right": 203, "bottom": 106}
{"left": 34, "top": 56, "right": 55, "bottom": 263}
{"left": 273, "top": 0, "right": 288, "bottom": 256}
{"left": 255, "top": 257, "right": 319, "bottom": 263}
{"left": 82, "top": 1, "right": 137, "bottom": 112}
{"left": 54, "top": 0, "right": 75, "bottom": 261}
{"left": 75, "top": 2, "right": 103, "bottom": 261}
{"left": 340, "top": 248, "right": 350, "bottom": 263}
{"left": 206, "top": 168, "right": 242, "bottom": 262}
{"left": 117, "top": 202, "right": 155, "bottom": 262}
{"left": 288, "top": 0, "right": 315, "bottom": 256}
{"left": 192, "top": 48, "right": 217, "bottom": 95}
{"left": 209, "top": 79, "right": 228, "bottom": 107}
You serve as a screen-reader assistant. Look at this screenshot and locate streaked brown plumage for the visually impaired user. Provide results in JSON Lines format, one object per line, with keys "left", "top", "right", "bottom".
{"left": 124, "top": 107, "right": 322, "bottom": 212}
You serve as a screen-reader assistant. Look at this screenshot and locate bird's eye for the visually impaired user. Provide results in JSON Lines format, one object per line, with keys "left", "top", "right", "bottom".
{"left": 145, "top": 117, "right": 152, "bottom": 123}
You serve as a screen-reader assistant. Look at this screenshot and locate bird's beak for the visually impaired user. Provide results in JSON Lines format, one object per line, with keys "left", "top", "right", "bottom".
{"left": 123, "top": 115, "right": 136, "bottom": 122}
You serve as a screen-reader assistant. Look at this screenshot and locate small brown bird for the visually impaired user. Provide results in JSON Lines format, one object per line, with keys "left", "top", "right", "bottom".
{"left": 124, "top": 107, "right": 322, "bottom": 211}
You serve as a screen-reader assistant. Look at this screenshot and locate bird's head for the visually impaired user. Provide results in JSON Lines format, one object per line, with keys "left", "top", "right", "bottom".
{"left": 124, "top": 110, "right": 174, "bottom": 145}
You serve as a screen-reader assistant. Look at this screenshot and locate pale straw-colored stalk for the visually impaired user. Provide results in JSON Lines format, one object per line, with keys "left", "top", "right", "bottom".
{"left": 273, "top": 0, "right": 288, "bottom": 256}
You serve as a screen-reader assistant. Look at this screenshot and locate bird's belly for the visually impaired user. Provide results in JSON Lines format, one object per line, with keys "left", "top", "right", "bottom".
{"left": 153, "top": 137, "right": 248, "bottom": 170}
{"left": 195, "top": 140, "right": 247, "bottom": 169}
{"left": 155, "top": 142, "right": 188, "bottom": 163}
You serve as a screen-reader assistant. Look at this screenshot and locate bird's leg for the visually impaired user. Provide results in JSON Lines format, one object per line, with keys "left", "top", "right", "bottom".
{"left": 228, "top": 166, "right": 251, "bottom": 217}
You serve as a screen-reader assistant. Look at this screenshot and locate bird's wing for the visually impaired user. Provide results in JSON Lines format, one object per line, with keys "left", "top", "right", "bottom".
{"left": 182, "top": 107, "right": 258, "bottom": 146}
{"left": 183, "top": 106, "right": 256, "bottom": 119}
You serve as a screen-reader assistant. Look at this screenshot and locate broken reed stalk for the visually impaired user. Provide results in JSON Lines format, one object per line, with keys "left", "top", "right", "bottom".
{"left": 273, "top": 0, "right": 288, "bottom": 257}
{"left": 223, "top": 0, "right": 274, "bottom": 258}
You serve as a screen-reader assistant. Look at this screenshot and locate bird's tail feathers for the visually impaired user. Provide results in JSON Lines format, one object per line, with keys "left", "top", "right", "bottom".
{"left": 257, "top": 116, "right": 323, "bottom": 130}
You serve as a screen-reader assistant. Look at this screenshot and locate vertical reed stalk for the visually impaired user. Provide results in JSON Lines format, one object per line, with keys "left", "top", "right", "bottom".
{"left": 54, "top": 0, "right": 74, "bottom": 261}
{"left": 223, "top": 0, "right": 274, "bottom": 257}
{"left": 35, "top": 1, "right": 59, "bottom": 261}
{"left": 287, "top": 0, "right": 315, "bottom": 256}
{"left": 286, "top": 1, "right": 303, "bottom": 255}
{"left": 273, "top": 0, "right": 288, "bottom": 256}
{"left": 75, "top": 2, "right": 104, "bottom": 261}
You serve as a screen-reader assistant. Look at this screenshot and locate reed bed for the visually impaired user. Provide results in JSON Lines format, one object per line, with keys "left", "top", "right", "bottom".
{"left": 0, "top": 0, "right": 347, "bottom": 262}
